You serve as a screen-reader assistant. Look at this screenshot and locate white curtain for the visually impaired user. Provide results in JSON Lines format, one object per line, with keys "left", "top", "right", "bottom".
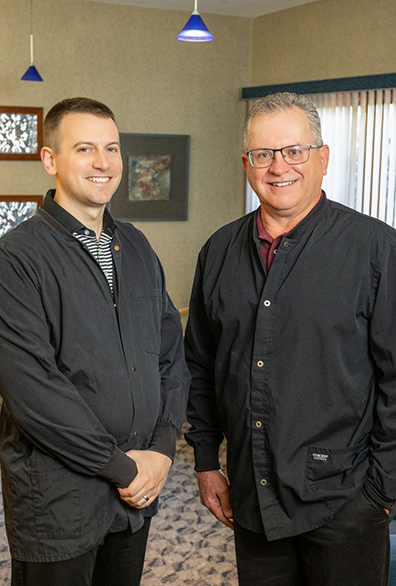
{"left": 245, "top": 89, "right": 396, "bottom": 227}
{"left": 245, "top": 178, "right": 260, "bottom": 214}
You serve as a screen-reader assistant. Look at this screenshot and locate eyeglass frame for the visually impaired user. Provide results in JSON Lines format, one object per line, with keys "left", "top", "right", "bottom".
{"left": 245, "top": 144, "right": 322, "bottom": 168}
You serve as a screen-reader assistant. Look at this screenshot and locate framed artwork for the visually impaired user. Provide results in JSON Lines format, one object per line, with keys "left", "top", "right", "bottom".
{"left": 109, "top": 133, "right": 190, "bottom": 221}
{"left": 0, "top": 106, "right": 43, "bottom": 160}
{"left": 0, "top": 195, "right": 43, "bottom": 237}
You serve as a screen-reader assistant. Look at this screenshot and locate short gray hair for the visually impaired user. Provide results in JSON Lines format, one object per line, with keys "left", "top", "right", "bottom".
{"left": 244, "top": 92, "right": 323, "bottom": 152}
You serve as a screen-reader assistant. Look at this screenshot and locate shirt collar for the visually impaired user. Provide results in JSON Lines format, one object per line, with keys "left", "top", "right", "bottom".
{"left": 41, "top": 189, "right": 117, "bottom": 237}
{"left": 255, "top": 190, "right": 325, "bottom": 242}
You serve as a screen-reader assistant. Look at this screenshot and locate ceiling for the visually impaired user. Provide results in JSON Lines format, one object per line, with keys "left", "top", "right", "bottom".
{"left": 85, "top": 0, "right": 322, "bottom": 18}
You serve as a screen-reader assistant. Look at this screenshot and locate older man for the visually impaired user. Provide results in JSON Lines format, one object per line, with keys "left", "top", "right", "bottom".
{"left": 185, "top": 92, "right": 396, "bottom": 586}
{"left": 0, "top": 97, "right": 190, "bottom": 586}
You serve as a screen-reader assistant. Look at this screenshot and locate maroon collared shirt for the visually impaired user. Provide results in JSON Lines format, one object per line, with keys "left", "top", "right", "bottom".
{"left": 256, "top": 191, "right": 324, "bottom": 271}
{"left": 256, "top": 212, "right": 284, "bottom": 271}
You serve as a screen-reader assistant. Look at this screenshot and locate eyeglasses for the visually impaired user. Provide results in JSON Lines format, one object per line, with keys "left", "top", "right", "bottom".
{"left": 246, "top": 144, "right": 322, "bottom": 168}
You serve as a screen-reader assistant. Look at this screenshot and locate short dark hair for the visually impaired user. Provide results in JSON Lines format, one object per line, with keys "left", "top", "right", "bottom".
{"left": 43, "top": 97, "right": 117, "bottom": 152}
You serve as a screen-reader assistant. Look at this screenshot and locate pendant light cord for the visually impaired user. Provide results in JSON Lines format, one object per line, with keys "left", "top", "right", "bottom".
{"left": 29, "top": 0, "right": 34, "bottom": 64}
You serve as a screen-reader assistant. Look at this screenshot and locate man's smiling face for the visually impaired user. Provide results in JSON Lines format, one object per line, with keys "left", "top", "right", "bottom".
{"left": 242, "top": 107, "right": 329, "bottom": 223}
{"left": 46, "top": 112, "right": 123, "bottom": 215}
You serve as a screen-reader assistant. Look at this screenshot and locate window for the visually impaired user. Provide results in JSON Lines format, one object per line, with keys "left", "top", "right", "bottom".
{"left": 308, "top": 89, "right": 396, "bottom": 226}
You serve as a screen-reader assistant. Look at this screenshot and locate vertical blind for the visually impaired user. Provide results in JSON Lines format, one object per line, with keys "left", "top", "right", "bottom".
{"left": 246, "top": 89, "right": 396, "bottom": 228}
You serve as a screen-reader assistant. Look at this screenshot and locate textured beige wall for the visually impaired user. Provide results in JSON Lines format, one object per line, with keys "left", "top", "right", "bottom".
{"left": 251, "top": 0, "right": 396, "bottom": 86}
{"left": 0, "top": 0, "right": 251, "bottom": 308}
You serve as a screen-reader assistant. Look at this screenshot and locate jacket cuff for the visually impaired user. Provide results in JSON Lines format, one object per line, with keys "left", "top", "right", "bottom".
{"left": 193, "top": 445, "right": 221, "bottom": 472}
{"left": 148, "top": 421, "right": 178, "bottom": 461}
{"left": 364, "top": 480, "right": 395, "bottom": 510}
{"left": 98, "top": 446, "right": 138, "bottom": 488}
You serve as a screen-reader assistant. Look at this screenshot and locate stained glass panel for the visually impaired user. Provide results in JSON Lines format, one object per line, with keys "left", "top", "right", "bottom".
{"left": 0, "top": 197, "right": 42, "bottom": 237}
{"left": 0, "top": 112, "right": 38, "bottom": 155}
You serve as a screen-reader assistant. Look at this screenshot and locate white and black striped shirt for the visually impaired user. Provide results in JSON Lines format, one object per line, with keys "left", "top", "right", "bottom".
{"left": 73, "top": 228, "right": 114, "bottom": 292}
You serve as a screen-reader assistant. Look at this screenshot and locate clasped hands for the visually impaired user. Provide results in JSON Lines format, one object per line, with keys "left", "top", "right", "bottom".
{"left": 118, "top": 449, "right": 172, "bottom": 509}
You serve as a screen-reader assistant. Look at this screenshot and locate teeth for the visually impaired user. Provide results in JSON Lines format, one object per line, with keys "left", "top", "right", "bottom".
{"left": 88, "top": 177, "right": 110, "bottom": 183}
{"left": 272, "top": 181, "right": 296, "bottom": 187}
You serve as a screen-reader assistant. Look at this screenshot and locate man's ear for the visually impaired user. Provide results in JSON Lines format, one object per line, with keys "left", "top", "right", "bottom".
{"left": 41, "top": 146, "right": 57, "bottom": 176}
{"left": 241, "top": 153, "right": 249, "bottom": 171}
{"left": 319, "top": 144, "right": 330, "bottom": 177}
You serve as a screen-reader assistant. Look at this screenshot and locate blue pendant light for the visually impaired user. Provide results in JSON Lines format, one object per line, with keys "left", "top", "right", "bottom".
{"left": 21, "top": 64, "right": 43, "bottom": 82}
{"left": 177, "top": 0, "right": 214, "bottom": 43}
{"left": 21, "top": 0, "right": 43, "bottom": 81}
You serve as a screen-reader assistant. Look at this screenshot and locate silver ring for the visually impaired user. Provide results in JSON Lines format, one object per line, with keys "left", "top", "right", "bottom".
{"left": 143, "top": 495, "right": 149, "bottom": 502}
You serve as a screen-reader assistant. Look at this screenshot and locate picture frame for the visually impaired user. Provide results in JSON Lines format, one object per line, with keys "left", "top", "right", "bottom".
{"left": 0, "top": 106, "right": 43, "bottom": 160}
{"left": 109, "top": 133, "right": 190, "bottom": 221}
{"left": 0, "top": 195, "right": 43, "bottom": 237}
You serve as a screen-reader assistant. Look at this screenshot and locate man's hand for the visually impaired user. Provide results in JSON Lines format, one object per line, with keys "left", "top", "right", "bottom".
{"left": 117, "top": 450, "right": 172, "bottom": 508}
{"left": 197, "top": 470, "right": 233, "bottom": 529}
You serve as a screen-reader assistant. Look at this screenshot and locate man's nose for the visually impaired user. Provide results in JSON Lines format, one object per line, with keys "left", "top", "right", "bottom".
{"left": 269, "top": 150, "right": 289, "bottom": 174}
{"left": 93, "top": 149, "right": 110, "bottom": 169}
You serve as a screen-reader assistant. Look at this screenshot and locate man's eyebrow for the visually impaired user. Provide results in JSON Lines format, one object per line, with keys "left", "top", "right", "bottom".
{"left": 73, "top": 141, "right": 121, "bottom": 148}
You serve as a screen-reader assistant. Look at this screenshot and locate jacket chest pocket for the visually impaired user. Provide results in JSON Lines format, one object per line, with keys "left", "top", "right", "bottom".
{"left": 132, "top": 291, "right": 161, "bottom": 355}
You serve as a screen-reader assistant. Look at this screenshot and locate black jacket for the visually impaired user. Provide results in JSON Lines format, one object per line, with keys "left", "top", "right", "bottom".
{"left": 185, "top": 195, "right": 396, "bottom": 540}
{"left": 0, "top": 191, "right": 190, "bottom": 561}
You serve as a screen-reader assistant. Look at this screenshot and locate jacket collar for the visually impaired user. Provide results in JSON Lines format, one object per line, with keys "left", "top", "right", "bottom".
{"left": 40, "top": 189, "right": 117, "bottom": 237}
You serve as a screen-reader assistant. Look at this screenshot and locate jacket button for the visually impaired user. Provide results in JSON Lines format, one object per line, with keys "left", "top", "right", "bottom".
{"left": 114, "top": 245, "right": 120, "bottom": 251}
{"left": 256, "top": 421, "right": 262, "bottom": 428}
{"left": 260, "top": 479, "right": 268, "bottom": 486}
{"left": 264, "top": 300, "right": 271, "bottom": 307}
{"left": 283, "top": 242, "right": 289, "bottom": 248}
{"left": 132, "top": 366, "right": 136, "bottom": 372}
{"left": 257, "top": 360, "right": 263, "bottom": 367}
{"left": 134, "top": 431, "right": 138, "bottom": 437}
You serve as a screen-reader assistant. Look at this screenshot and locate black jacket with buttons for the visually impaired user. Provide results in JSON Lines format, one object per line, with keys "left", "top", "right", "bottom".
{"left": 0, "top": 191, "right": 190, "bottom": 561}
{"left": 185, "top": 195, "right": 396, "bottom": 540}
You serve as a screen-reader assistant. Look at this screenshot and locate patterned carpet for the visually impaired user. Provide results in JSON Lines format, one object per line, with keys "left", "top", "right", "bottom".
{"left": 141, "top": 433, "right": 237, "bottom": 586}
{"left": 0, "top": 430, "right": 237, "bottom": 586}
{"left": 0, "top": 487, "right": 10, "bottom": 586}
